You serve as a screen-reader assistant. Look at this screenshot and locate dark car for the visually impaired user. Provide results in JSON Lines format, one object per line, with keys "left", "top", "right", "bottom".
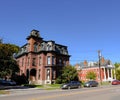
{"left": 112, "top": 80, "right": 120, "bottom": 85}
{"left": 61, "top": 81, "right": 81, "bottom": 89}
{"left": 6, "top": 80, "right": 16, "bottom": 86}
{"left": 84, "top": 80, "right": 98, "bottom": 87}
{"left": 0, "top": 80, "right": 16, "bottom": 86}
{"left": 0, "top": 80, "right": 9, "bottom": 86}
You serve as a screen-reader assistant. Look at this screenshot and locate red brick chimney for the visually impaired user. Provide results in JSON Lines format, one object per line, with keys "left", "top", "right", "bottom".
{"left": 84, "top": 60, "right": 88, "bottom": 66}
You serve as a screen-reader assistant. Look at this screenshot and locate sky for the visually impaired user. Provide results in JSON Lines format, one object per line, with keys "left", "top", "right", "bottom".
{"left": 0, "top": 0, "right": 120, "bottom": 65}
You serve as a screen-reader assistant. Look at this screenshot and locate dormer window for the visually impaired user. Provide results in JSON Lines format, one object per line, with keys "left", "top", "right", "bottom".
{"left": 47, "top": 44, "right": 51, "bottom": 51}
{"left": 34, "top": 43, "right": 37, "bottom": 52}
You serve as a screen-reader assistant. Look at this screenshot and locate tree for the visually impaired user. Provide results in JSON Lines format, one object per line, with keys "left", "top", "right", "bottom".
{"left": 0, "top": 43, "right": 19, "bottom": 79}
{"left": 116, "top": 69, "right": 120, "bottom": 80}
{"left": 86, "top": 71, "right": 96, "bottom": 80}
{"left": 56, "top": 65, "right": 79, "bottom": 84}
{"left": 114, "top": 63, "right": 120, "bottom": 69}
{"left": 114, "top": 63, "right": 120, "bottom": 80}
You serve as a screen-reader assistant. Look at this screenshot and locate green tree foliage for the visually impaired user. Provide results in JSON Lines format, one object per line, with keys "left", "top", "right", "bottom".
{"left": 86, "top": 71, "right": 96, "bottom": 80}
{"left": 114, "top": 63, "right": 120, "bottom": 69}
{"left": 56, "top": 65, "right": 78, "bottom": 84}
{"left": 0, "top": 43, "right": 19, "bottom": 78}
{"left": 116, "top": 69, "right": 120, "bottom": 80}
{"left": 114, "top": 63, "right": 120, "bottom": 80}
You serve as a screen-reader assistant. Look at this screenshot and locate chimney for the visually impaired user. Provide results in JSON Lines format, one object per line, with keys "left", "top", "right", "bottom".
{"left": 101, "top": 57, "right": 105, "bottom": 64}
{"left": 84, "top": 60, "right": 88, "bottom": 66}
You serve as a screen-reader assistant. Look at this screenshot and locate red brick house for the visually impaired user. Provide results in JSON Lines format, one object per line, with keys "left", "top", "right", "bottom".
{"left": 75, "top": 57, "right": 115, "bottom": 82}
{"left": 15, "top": 30, "right": 70, "bottom": 84}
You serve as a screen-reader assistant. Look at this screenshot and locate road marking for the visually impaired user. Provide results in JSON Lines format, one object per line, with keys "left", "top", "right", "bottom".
{"left": 29, "top": 86, "right": 120, "bottom": 100}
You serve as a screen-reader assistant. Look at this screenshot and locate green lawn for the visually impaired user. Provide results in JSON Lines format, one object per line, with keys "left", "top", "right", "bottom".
{"left": 23, "top": 84, "right": 61, "bottom": 90}
{"left": 0, "top": 90, "right": 9, "bottom": 94}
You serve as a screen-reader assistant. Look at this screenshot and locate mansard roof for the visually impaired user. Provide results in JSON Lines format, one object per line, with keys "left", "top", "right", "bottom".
{"left": 15, "top": 30, "right": 70, "bottom": 58}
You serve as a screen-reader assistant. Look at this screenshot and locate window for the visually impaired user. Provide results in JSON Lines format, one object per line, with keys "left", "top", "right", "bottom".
{"left": 47, "top": 44, "right": 52, "bottom": 51}
{"left": 47, "top": 56, "right": 51, "bottom": 65}
{"left": 52, "top": 56, "right": 55, "bottom": 65}
{"left": 52, "top": 69, "right": 56, "bottom": 80}
{"left": 39, "top": 56, "right": 41, "bottom": 66}
{"left": 47, "top": 69, "right": 50, "bottom": 80}
{"left": 34, "top": 43, "right": 37, "bottom": 52}
{"left": 32, "top": 58, "right": 36, "bottom": 66}
{"left": 59, "top": 59, "right": 62, "bottom": 65}
{"left": 63, "top": 60, "right": 66, "bottom": 66}
{"left": 38, "top": 69, "right": 41, "bottom": 80}
{"left": 28, "top": 57, "right": 30, "bottom": 66}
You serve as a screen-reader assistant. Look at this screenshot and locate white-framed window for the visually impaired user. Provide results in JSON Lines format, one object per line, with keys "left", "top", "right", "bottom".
{"left": 46, "top": 69, "right": 50, "bottom": 80}
{"left": 47, "top": 56, "right": 51, "bottom": 65}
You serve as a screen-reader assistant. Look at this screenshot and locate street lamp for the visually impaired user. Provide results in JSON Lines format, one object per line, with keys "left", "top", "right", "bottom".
{"left": 98, "top": 50, "right": 102, "bottom": 85}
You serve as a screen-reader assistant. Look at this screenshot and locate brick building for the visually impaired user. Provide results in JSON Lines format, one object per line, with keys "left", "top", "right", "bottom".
{"left": 15, "top": 30, "right": 70, "bottom": 84}
{"left": 75, "top": 57, "right": 115, "bottom": 82}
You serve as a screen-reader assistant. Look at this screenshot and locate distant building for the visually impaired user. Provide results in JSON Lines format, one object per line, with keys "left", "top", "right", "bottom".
{"left": 75, "top": 57, "right": 115, "bottom": 82}
{"left": 15, "top": 30, "right": 70, "bottom": 84}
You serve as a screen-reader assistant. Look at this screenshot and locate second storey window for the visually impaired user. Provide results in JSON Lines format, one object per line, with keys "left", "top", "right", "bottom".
{"left": 47, "top": 56, "right": 51, "bottom": 65}
{"left": 32, "top": 58, "right": 36, "bottom": 66}
{"left": 39, "top": 56, "right": 41, "bottom": 66}
{"left": 52, "top": 56, "right": 55, "bottom": 65}
{"left": 28, "top": 57, "right": 30, "bottom": 66}
{"left": 59, "top": 59, "right": 62, "bottom": 65}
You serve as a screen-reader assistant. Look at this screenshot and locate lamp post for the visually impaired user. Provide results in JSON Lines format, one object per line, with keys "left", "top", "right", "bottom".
{"left": 98, "top": 50, "right": 102, "bottom": 85}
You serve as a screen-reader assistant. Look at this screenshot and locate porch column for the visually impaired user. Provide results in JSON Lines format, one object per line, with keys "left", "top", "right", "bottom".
{"left": 111, "top": 69, "right": 113, "bottom": 80}
{"left": 104, "top": 68, "right": 106, "bottom": 81}
{"left": 107, "top": 69, "right": 110, "bottom": 79}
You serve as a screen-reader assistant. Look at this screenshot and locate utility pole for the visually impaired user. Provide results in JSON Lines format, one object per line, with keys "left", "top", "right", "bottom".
{"left": 98, "top": 50, "right": 102, "bottom": 85}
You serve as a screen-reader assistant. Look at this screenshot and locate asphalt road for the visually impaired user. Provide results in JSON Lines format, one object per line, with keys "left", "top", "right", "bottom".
{"left": 0, "top": 85, "right": 120, "bottom": 100}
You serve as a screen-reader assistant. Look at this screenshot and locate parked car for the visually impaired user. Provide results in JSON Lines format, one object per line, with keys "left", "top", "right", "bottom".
{"left": 61, "top": 81, "right": 81, "bottom": 89}
{"left": 0, "top": 80, "right": 16, "bottom": 86}
{"left": 6, "top": 80, "right": 16, "bottom": 86}
{"left": 84, "top": 80, "right": 98, "bottom": 87}
{"left": 111, "top": 80, "right": 120, "bottom": 85}
{"left": 0, "top": 80, "right": 9, "bottom": 86}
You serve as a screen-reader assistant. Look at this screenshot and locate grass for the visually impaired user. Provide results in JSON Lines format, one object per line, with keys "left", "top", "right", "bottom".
{"left": 100, "top": 81, "right": 111, "bottom": 85}
{"left": 23, "top": 84, "right": 61, "bottom": 90}
{"left": 0, "top": 90, "right": 10, "bottom": 94}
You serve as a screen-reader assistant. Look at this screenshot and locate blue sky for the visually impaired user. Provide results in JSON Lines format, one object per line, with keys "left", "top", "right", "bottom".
{"left": 0, "top": 0, "right": 120, "bottom": 65}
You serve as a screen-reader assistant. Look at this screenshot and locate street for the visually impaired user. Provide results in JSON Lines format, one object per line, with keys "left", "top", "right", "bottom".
{"left": 0, "top": 85, "right": 120, "bottom": 100}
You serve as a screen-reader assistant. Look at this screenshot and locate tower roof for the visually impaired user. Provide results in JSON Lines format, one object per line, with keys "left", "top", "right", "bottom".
{"left": 26, "top": 29, "right": 43, "bottom": 40}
